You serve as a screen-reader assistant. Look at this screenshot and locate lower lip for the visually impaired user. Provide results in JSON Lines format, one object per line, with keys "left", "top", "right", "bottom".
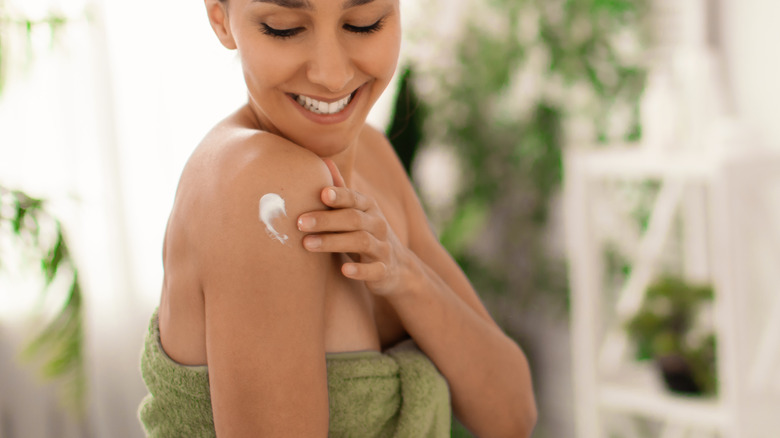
{"left": 288, "top": 86, "right": 363, "bottom": 125}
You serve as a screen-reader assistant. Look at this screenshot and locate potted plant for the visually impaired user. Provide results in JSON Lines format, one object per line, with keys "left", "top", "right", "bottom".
{"left": 625, "top": 276, "right": 717, "bottom": 396}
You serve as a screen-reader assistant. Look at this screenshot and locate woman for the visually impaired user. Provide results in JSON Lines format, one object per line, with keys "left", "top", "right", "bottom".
{"left": 138, "top": 0, "right": 537, "bottom": 436}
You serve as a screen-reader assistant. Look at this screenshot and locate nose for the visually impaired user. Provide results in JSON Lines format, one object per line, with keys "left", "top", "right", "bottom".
{"left": 306, "top": 32, "right": 355, "bottom": 93}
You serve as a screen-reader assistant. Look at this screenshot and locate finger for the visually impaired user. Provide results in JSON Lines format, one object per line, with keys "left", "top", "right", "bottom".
{"left": 297, "top": 208, "right": 382, "bottom": 234}
{"left": 302, "top": 231, "right": 384, "bottom": 258}
{"left": 323, "top": 187, "right": 375, "bottom": 211}
{"left": 342, "top": 261, "right": 388, "bottom": 281}
{"left": 323, "top": 158, "right": 346, "bottom": 188}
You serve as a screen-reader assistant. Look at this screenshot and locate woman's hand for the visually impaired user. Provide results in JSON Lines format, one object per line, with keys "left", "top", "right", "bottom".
{"left": 297, "top": 159, "right": 411, "bottom": 296}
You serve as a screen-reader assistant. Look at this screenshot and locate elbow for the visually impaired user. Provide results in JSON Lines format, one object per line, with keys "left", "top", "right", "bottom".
{"left": 504, "top": 390, "right": 538, "bottom": 438}
{"left": 518, "top": 400, "right": 538, "bottom": 438}
{"left": 517, "top": 351, "right": 538, "bottom": 437}
{"left": 460, "top": 391, "right": 537, "bottom": 438}
{"left": 483, "top": 395, "right": 537, "bottom": 438}
{"left": 497, "top": 404, "right": 537, "bottom": 438}
{"left": 502, "top": 349, "right": 537, "bottom": 437}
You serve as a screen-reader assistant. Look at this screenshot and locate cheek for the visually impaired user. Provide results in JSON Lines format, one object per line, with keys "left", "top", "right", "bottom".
{"left": 240, "top": 43, "right": 301, "bottom": 92}
{"left": 376, "top": 29, "right": 402, "bottom": 78}
{"left": 354, "top": 27, "right": 401, "bottom": 83}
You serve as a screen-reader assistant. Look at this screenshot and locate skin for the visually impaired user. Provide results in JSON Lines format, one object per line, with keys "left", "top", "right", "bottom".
{"left": 157, "top": 0, "right": 537, "bottom": 436}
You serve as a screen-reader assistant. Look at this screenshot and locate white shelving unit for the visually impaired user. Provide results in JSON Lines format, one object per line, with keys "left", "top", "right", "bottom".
{"left": 564, "top": 143, "right": 780, "bottom": 437}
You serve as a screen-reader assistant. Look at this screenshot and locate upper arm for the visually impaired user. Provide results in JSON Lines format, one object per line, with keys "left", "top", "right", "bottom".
{"left": 405, "top": 193, "right": 495, "bottom": 323}
{"left": 368, "top": 127, "right": 495, "bottom": 324}
{"left": 197, "top": 135, "right": 333, "bottom": 437}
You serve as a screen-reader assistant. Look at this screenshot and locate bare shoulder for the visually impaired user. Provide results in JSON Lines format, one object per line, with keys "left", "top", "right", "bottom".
{"left": 356, "top": 124, "right": 415, "bottom": 197}
{"left": 180, "top": 116, "right": 333, "bottom": 271}
{"left": 360, "top": 124, "right": 408, "bottom": 175}
{"left": 174, "top": 115, "right": 333, "bottom": 435}
{"left": 186, "top": 116, "right": 335, "bottom": 317}
{"left": 357, "top": 124, "right": 425, "bottom": 225}
{"left": 169, "top": 126, "right": 327, "bottom": 286}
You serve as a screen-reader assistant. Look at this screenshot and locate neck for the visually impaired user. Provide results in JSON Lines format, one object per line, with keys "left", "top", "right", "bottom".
{"left": 326, "top": 135, "right": 360, "bottom": 188}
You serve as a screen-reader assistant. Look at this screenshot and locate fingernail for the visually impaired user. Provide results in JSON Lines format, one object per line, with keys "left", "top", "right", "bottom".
{"left": 298, "top": 216, "right": 315, "bottom": 231}
{"left": 327, "top": 189, "right": 336, "bottom": 203}
{"left": 304, "top": 236, "right": 321, "bottom": 249}
{"left": 343, "top": 264, "right": 357, "bottom": 276}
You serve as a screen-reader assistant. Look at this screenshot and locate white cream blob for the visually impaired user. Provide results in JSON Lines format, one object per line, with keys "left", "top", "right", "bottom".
{"left": 259, "top": 193, "right": 289, "bottom": 244}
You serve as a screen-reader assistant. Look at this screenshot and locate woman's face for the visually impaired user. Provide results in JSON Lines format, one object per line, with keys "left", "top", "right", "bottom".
{"left": 208, "top": 0, "right": 401, "bottom": 157}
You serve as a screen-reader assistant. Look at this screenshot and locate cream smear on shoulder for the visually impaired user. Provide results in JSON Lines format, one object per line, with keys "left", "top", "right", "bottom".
{"left": 259, "top": 193, "right": 289, "bottom": 244}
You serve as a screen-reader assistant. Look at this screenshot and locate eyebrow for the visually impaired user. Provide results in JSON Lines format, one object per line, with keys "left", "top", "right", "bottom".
{"left": 252, "top": 0, "right": 313, "bottom": 9}
{"left": 343, "top": 0, "right": 376, "bottom": 8}
{"left": 252, "top": 0, "right": 377, "bottom": 10}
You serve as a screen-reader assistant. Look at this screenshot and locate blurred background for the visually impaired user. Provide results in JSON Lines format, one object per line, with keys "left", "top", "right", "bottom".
{"left": 0, "top": 0, "right": 778, "bottom": 437}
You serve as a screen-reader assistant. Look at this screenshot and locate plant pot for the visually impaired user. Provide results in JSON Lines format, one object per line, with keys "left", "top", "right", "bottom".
{"left": 656, "top": 354, "right": 702, "bottom": 395}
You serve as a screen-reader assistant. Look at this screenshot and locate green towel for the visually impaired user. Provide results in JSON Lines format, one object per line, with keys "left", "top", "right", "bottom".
{"left": 138, "top": 310, "right": 451, "bottom": 437}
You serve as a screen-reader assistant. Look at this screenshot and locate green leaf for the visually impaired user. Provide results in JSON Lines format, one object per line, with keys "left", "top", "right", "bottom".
{"left": 12, "top": 199, "right": 24, "bottom": 233}
{"left": 439, "top": 198, "right": 489, "bottom": 257}
{"left": 42, "top": 229, "right": 65, "bottom": 284}
{"left": 591, "top": 0, "right": 636, "bottom": 15}
{"left": 22, "top": 272, "right": 85, "bottom": 414}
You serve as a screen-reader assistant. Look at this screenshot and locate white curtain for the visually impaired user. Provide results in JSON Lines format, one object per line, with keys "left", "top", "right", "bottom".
{"left": 719, "top": 0, "right": 780, "bottom": 150}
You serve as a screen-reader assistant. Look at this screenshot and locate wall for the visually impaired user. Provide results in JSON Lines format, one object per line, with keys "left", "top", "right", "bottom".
{"left": 720, "top": 0, "right": 780, "bottom": 149}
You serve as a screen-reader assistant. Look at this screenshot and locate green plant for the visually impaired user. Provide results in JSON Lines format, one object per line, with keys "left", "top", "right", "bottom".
{"left": 0, "top": 187, "right": 86, "bottom": 414}
{"left": 625, "top": 277, "right": 717, "bottom": 396}
{"left": 0, "top": 2, "right": 86, "bottom": 415}
{"left": 0, "top": 0, "right": 71, "bottom": 94}
{"left": 399, "top": 0, "right": 648, "bottom": 313}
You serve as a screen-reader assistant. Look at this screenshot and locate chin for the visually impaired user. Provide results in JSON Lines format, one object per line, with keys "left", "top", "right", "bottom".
{"left": 282, "top": 107, "right": 372, "bottom": 158}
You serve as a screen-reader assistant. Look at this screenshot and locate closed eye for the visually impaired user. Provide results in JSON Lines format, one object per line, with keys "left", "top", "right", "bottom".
{"left": 343, "top": 17, "right": 385, "bottom": 34}
{"left": 260, "top": 23, "right": 304, "bottom": 39}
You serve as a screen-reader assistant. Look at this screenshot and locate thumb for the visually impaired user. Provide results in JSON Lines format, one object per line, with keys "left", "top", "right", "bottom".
{"left": 323, "top": 158, "right": 346, "bottom": 188}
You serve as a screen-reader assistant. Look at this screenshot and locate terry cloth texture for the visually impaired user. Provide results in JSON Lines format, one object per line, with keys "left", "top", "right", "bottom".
{"left": 138, "top": 310, "right": 451, "bottom": 437}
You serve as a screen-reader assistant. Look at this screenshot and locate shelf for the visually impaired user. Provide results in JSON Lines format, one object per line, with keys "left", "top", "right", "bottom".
{"left": 566, "top": 144, "right": 778, "bottom": 182}
{"left": 566, "top": 143, "right": 780, "bottom": 437}
{"left": 599, "top": 383, "right": 728, "bottom": 430}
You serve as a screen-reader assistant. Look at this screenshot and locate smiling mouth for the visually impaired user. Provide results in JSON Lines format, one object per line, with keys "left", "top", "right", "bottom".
{"left": 290, "top": 88, "right": 359, "bottom": 115}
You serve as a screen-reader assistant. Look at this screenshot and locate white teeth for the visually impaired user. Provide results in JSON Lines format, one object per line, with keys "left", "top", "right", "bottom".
{"left": 294, "top": 92, "right": 353, "bottom": 115}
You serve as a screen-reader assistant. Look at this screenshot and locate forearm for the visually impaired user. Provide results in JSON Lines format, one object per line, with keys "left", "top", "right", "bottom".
{"left": 296, "top": 160, "right": 537, "bottom": 435}
{"left": 389, "top": 253, "right": 537, "bottom": 438}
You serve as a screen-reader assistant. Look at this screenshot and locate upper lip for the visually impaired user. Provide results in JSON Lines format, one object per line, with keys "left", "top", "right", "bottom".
{"left": 289, "top": 85, "right": 362, "bottom": 103}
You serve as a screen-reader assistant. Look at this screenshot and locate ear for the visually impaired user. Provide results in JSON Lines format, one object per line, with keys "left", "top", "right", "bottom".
{"left": 205, "top": 0, "right": 237, "bottom": 50}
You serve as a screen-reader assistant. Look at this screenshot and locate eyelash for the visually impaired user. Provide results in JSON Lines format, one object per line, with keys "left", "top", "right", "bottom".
{"left": 260, "top": 18, "right": 385, "bottom": 40}
{"left": 260, "top": 23, "right": 302, "bottom": 39}
{"left": 344, "top": 18, "right": 385, "bottom": 34}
